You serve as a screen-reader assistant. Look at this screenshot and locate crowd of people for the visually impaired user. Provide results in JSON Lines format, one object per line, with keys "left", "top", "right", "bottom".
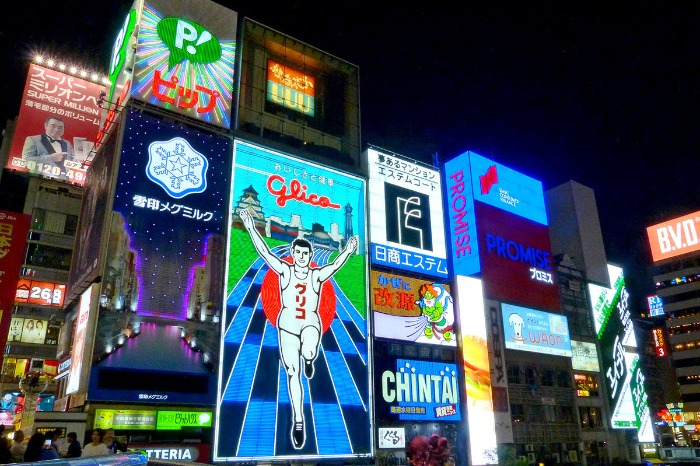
{"left": 0, "top": 425, "right": 126, "bottom": 463}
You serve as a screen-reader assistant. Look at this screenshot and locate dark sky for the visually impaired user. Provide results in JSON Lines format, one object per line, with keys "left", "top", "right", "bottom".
{"left": 2, "top": 1, "right": 699, "bottom": 310}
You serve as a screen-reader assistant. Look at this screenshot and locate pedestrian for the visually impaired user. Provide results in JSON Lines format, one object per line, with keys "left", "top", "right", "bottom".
{"left": 23, "top": 433, "right": 59, "bottom": 462}
{"left": 9, "top": 431, "right": 26, "bottom": 463}
{"left": 80, "top": 429, "right": 110, "bottom": 457}
{"left": 64, "top": 432, "right": 81, "bottom": 458}
{"left": 103, "top": 429, "right": 126, "bottom": 453}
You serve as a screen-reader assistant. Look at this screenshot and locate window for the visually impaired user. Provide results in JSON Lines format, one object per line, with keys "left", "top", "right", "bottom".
{"left": 525, "top": 367, "right": 537, "bottom": 386}
{"left": 557, "top": 370, "right": 571, "bottom": 388}
{"left": 541, "top": 369, "right": 555, "bottom": 387}
{"left": 543, "top": 405, "right": 556, "bottom": 423}
{"left": 574, "top": 373, "right": 599, "bottom": 397}
{"left": 579, "top": 407, "right": 603, "bottom": 428}
{"left": 511, "top": 404, "right": 524, "bottom": 423}
{"left": 25, "top": 243, "right": 72, "bottom": 270}
{"left": 507, "top": 364, "right": 521, "bottom": 384}
{"left": 560, "top": 405, "right": 575, "bottom": 423}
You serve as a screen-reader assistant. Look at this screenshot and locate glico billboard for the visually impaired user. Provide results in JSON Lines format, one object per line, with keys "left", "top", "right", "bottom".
{"left": 215, "top": 141, "right": 370, "bottom": 461}
{"left": 88, "top": 109, "right": 231, "bottom": 404}
{"left": 646, "top": 210, "right": 700, "bottom": 262}
{"left": 588, "top": 265, "right": 653, "bottom": 442}
{"left": 5, "top": 64, "right": 105, "bottom": 185}
{"left": 367, "top": 148, "right": 448, "bottom": 278}
{"left": 371, "top": 270, "right": 455, "bottom": 347}
{"left": 130, "top": 0, "right": 238, "bottom": 128}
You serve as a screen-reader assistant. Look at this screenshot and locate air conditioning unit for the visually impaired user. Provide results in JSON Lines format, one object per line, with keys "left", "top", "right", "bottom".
{"left": 552, "top": 453, "right": 560, "bottom": 463}
{"left": 568, "top": 450, "right": 578, "bottom": 462}
{"left": 525, "top": 443, "right": 535, "bottom": 452}
{"left": 527, "top": 452, "right": 536, "bottom": 464}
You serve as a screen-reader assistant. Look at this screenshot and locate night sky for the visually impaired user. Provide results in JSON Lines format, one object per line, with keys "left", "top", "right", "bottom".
{"left": 2, "top": 1, "right": 699, "bottom": 310}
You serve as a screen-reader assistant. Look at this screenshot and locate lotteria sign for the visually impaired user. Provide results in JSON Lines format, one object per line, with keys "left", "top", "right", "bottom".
{"left": 375, "top": 357, "right": 460, "bottom": 422}
{"left": 443, "top": 154, "right": 480, "bottom": 276}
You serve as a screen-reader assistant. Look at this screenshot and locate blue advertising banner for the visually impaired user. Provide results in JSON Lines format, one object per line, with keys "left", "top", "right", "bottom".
{"left": 88, "top": 108, "right": 231, "bottom": 404}
{"left": 443, "top": 154, "right": 480, "bottom": 276}
{"left": 215, "top": 141, "right": 370, "bottom": 461}
{"left": 374, "top": 356, "right": 460, "bottom": 422}
{"left": 501, "top": 303, "right": 572, "bottom": 357}
{"left": 468, "top": 151, "right": 548, "bottom": 225}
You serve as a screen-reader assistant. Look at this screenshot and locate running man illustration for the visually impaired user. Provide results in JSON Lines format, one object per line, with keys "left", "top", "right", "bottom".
{"left": 239, "top": 208, "right": 359, "bottom": 449}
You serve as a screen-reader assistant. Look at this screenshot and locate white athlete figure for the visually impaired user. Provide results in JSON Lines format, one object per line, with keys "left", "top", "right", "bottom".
{"left": 240, "top": 209, "right": 358, "bottom": 449}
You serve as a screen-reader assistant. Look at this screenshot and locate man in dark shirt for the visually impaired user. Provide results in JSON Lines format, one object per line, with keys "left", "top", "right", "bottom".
{"left": 65, "top": 432, "right": 81, "bottom": 458}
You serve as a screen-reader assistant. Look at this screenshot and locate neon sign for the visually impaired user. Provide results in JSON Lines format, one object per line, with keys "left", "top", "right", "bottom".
{"left": 266, "top": 60, "right": 315, "bottom": 116}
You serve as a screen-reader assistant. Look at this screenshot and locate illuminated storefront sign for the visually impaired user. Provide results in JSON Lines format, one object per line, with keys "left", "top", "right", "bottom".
{"left": 5, "top": 64, "right": 105, "bottom": 185}
{"left": 502, "top": 304, "right": 571, "bottom": 357}
{"left": 571, "top": 340, "right": 600, "bottom": 372}
{"left": 443, "top": 154, "right": 480, "bottom": 276}
{"left": 15, "top": 279, "right": 66, "bottom": 307}
{"left": 647, "top": 210, "right": 700, "bottom": 262}
{"left": 467, "top": 151, "right": 548, "bottom": 225}
{"left": 266, "top": 60, "right": 315, "bottom": 116}
{"left": 368, "top": 148, "right": 448, "bottom": 278}
{"left": 589, "top": 265, "right": 653, "bottom": 442}
{"left": 131, "top": 0, "right": 238, "bottom": 128}
{"left": 7, "top": 317, "right": 49, "bottom": 344}
{"left": 477, "top": 202, "right": 560, "bottom": 311}
{"left": 0, "top": 211, "right": 31, "bottom": 352}
{"left": 574, "top": 373, "right": 598, "bottom": 397}
{"left": 157, "top": 411, "right": 212, "bottom": 430}
{"left": 647, "top": 295, "right": 664, "bottom": 317}
{"left": 215, "top": 141, "right": 369, "bottom": 461}
{"left": 454, "top": 276, "right": 498, "bottom": 465}
{"left": 371, "top": 271, "right": 455, "bottom": 347}
{"left": 652, "top": 328, "right": 668, "bottom": 357}
{"left": 94, "top": 409, "right": 157, "bottom": 430}
{"left": 377, "top": 427, "right": 406, "bottom": 449}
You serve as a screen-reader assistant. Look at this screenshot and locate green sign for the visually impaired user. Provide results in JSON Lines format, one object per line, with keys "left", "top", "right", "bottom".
{"left": 94, "top": 409, "right": 157, "bottom": 430}
{"left": 157, "top": 18, "right": 221, "bottom": 69}
{"left": 156, "top": 411, "right": 212, "bottom": 430}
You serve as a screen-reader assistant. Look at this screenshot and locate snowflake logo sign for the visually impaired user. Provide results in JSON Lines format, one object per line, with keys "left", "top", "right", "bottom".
{"left": 146, "top": 137, "right": 208, "bottom": 199}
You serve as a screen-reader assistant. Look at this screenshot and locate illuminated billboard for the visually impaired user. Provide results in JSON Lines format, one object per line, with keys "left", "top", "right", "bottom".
{"left": 571, "top": 340, "right": 600, "bottom": 372}
{"left": 646, "top": 210, "right": 700, "bottom": 262}
{"left": 368, "top": 149, "right": 448, "bottom": 278}
{"left": 5, "top": 64, "right": 105, "bottom": 185}
{"left": 647, "top": 295, "right": 664, "bottom": 317}
{"left": 476, "top": 202, "right": 560, "bottom": 311}
{"left": 15, "top": 279, "right": 66, "bottom": 307}
{"left": 372, "top": 271, "right": 455, "bottom": 346}
{"left": 94, "top": 409, "right": 157, "bottom": 430}
{"left": 588, "top": 265, "right": 653, "bottom": 442}
{"left": 485, "top": 300, "right": 513, "bottom": 445}
{"left": 502, "top": 304, "right": 572, "bottom": 357}
{"left": 454, "top": 276, "right": 498, "bottom": 465}
{"left": 0, "top": 211, "right": 31, "bottom": 352}
{"left": 66, "top": 286, "right": 93, "bottom": 395}
{"left": 468, "top": 151, "right": 547, "bottom": 225}
{"left": 131, "top": 0, "right": 237, "bottom": 128}
{"left": 652, "top": 328, "right": 668, "bottom": 357}
{"left": 266, "top": 60, "right": 315, "bottom": 116}
{"left": 374, "top": 356, "right": 460, "bottom": 422}
{"left": 88, "top": 109, "right": 231, "bottom": 404}
{"left": 215, "top": 141, "right": 370, "bottom": 461}
{"left": 443, "top": 154, "right": 480, "bottom": 276}
{"left": 7, "top": 318, "right": 49, "bottom": 344}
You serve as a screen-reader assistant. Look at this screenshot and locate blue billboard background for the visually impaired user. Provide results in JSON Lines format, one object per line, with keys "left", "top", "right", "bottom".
{"left": 501, "top": 303, "right": 572, "bottom": 357}
{"left": 443, "top": 154, "right": 480, "bottom": 276}
{"left": 468, "top": 151, "right": 548, "bottom": 225}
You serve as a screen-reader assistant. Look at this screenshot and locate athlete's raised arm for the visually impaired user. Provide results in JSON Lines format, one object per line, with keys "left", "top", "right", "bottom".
{"left": 240, "top": 208, "right": 287, "bottom": 275}
{"left": 316, "top": 235, "right": 358, "bottom": 283}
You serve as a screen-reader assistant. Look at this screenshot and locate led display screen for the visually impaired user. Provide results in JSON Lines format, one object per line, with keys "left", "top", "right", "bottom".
{"left": 588, "top": 265, "right": 653, "bottom": 442}
{"left": 502, "top": 304, "right": 572, "bottom": 357}
{"left": 0, "top": 211, "right": 31, "bottom": 352}
{"left": 646, "top": 210, "right": 700, "bottom": 262}
{"left": 266, "top": 60, "right": 315, "bottom": 116}
{"left": 374, "top": 355, "right": 460, "bottom": 422}
{"left": 88, "top": 109, "right": 231, "bottom": 405}
{"left": 647, "top": 295, "right": 664, "bottom": 317}
{"left": 131, "top": 0, "right": 237, "bottom": 128}
{"left": 476, "top": 202, "right": 560, "bottom": 311}
{"left": 15, "top": 279, "right": 66, "bottom": 307}
{"left": 571, "top": 340, "right": 600, "bottom": 372}
{"left": 368, "top": 149, "right": 448, "bottom": 278}
{"left": 467, "top": 151, "right": 547, "bottom": 225}
{"left": 454, "top": 276, "right": 498, "bottom": 465}
{"left": 371, "top": 270, "right": 455, "bottom": 347}
{"left": 7, "top": 318, "right": 49, "bottom": 344}
{"left": 443, "top": 154, "right": 480, "bottom": 276}
{"left": 215, "top": 141, "right": 369, "bottom": 461}
{"left": 5, "top": 64, "right": 105, "bottom": 185}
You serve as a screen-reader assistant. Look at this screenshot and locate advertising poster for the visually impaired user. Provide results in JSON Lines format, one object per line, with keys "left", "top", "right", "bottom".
{"left": 66, "top": 286, "right": 93, "bottom": 395}
{"left": 267, "top": 60, "right": 315, "bottom": 116}
{"left": 94, "top": 409, "right": 157, "bottom": 430}
{"left": 571, "top": 340, "right": 601, "bottom": 372}
{"left": 646, "top": 295, "right": 664, "bottom": 317}
{"left": 88, "top": 109, "right": 231, "bottom": 404}
{"left": 454, "top": 276, "right": 498, "bottom": 465}
{"left": 371, "top": 270, "right": 455, "bottom": 346}
{"left": 67, "top": 125, "right": 120, "bottom": 302}
{"left": 5, "top": 64, "right": 105, "bottom": 185}
{"left": 484, "top": 300, "right": 513, "bottom": 444}
{"left": 467, "top": 151, "right": 548, "bottom": 225}
{"left": 443, "top": 154, "right": 480, "bottom": 276}
{"left": 476, "top": 202, "right": 560, "bottom": 311}
{"left": 368, "top": 149, "right": 448, "bottom": 278}
{"left": 131, "top": 0, "right": 238, "bottom": 128}
{"left": 646, "top": 210, "right": 700, "bottom": 262}
{"left": 501, "top": 303, "right": 572, "bottom": 357}
{"left": 15, "top": 279, "right": 66, "bottom": 307}
{"left": 588, "top": 265, "right": 653, "bottom": 442}
{"left": 0, "top": 211, "right": 31, "bottom": 352}
{"left": 216, "top": 141, "right": 370, "bottom": 461}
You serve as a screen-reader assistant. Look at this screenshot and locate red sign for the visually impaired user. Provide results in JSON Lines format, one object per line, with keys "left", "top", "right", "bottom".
{"left": 652, "top": 327, "right": 668, "bottom": 357}
{"left": 647, "top": 210, "right": 700, "bottom": 262}
{"left": 5, "top": 64, "right": 105, "bottom": 185}
{"left": 15, "top": 279, "right": 66, "bottom": 307}
{"left": 0, "top": 211, "right": 32, "bottom": 351}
